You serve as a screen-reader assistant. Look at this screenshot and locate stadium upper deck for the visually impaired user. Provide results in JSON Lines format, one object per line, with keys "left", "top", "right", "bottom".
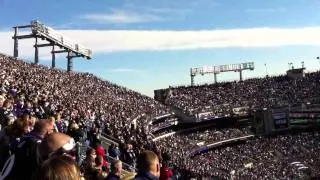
{"left": 155, "top": 72, "right": 320, "bottom": 121}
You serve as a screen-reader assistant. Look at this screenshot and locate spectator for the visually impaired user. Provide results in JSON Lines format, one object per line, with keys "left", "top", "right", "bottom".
{"left": 67, "top": 121, "right": 82, "bottom": 142}
{"left": 6, "top": 119, "right": 54, "bottom": 180}
{"left": 81, "top": 148, "right": 97, "bottom": 179}
{"left": 159, "top": 161, "right": 173, "bottom": 180}
{"left": 55, "top": 113, "right": 65, "bottom": 133}
{"left": 39, "top": 132, "right": 76, "bottom": 162}
{"left": 27, "top": 115, "right": 37, "bottom": 132}
{"left": 134, "top": 150, "right": 160, "bottom": 180}
{"left": 33, "top": 155, "right": 83, "bottom": 180}
{"left": 95, "top": 140, "right": 108, "bottom": 168}
{"left": 121, "top": 143, "right": 136, "bottom": 168}
{"left": 8, "top": 115, "right": 29, "bottom": 150}
{"left": 92, "top": 155, "right": 108, "bottom": 180}
{"left": 108, "top": 144, "right": 121, "bottom": 160}
{"left": 105, "top": 160, "right": 123, "bottom": 180}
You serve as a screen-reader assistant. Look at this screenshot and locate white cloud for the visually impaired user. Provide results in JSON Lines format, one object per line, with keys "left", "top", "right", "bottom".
{"left": 139, "top": 7, "right": 192, "bottom": 15}
{"left": 1, "top": 27, "right": 320, "bottom": 57}
{"left": 246, "top": 7, "right": 286, "bottom": 13}
{"left": 80, "top": 10, "right": 163, "bottom": 24}
{"left": 61, "top": 27, "right": 320, "bottom": 53}
{"left": 0, "top": 31, "right": 66, "bottom": 61}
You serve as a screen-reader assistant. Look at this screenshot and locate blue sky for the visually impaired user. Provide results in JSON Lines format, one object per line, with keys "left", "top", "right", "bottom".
{"left": 1, "top": 0, "right": 320, "bottom": 96}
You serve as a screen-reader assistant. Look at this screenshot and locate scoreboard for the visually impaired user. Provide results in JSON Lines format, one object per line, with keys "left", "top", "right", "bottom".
{"left": 288, "top": 111, "right": 320, "bottom": 128}
{"left": 252, "top": 109, "right": 320, "bottom": 135}
{"left": 273, "top": 112, "right": 288, "bottom": 129}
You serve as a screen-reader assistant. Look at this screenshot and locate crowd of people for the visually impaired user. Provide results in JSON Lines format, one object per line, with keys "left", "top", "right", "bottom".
{"left": 0, "top": 53, "right": 172, "bottom": 180}
{"left": 153, "top": 129, "right": 320, "bottom": 179}
{"left": 0, "top": 53, "right": 170, "bottom": 142}
{"left": 154, "top": 127, "right": 253, "bottom": 177}
{"left": 187, "top": 132, "right": 320, "bottom": 179}
{"left": 1, "top": 52, "right": 320, "bottom": 179}
{"left": 163, "top": 73, "right": 320, "bottom": 119}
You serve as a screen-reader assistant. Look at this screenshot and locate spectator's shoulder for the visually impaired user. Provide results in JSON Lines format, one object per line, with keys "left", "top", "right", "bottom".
{"left": 105, "top": 174, "right": 119, "bottom": 180}
{"left": 133, "top": 177, "right": 143, "bottom": 180}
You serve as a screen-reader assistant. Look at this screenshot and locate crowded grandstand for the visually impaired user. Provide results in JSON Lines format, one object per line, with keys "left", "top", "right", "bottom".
{"left": 0, "top": 21, "right": 320, "bottom": 180}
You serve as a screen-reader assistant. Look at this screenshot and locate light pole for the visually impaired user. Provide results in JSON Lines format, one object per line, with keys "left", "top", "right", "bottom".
{"left": 288, "top": 62, "right": 293, "bottom": 70}
{"left": 264, "top": 63, "right": 268, "bottom": 77}
{"left": 317, "top": 57, "right": 320, "bottom": 68}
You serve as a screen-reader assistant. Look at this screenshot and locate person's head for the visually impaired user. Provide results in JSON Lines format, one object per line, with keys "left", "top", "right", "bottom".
{"left": 137, "top": 150, "right": 160, "bottom": 178}
{"left": 69, "top": 121, "right": 79, "bottom": 131}
{"left": 33, "top": 155, "right": 82, "bottom": 180}
{"left": 33, "top": 119, "right": 54, "bottom": 138}
{"left": 86, "top": 148, "right": 97, "bottom": 160}
{"left": 49, "top": 116, "right": 55, "bottom": 124}
{"left": 2, "top": 99, "right": 12, "bottom": 109}
{"left": 45, "top": 116, "right": 56, "bottom": 131}
{"left": 11, "top": 116, "right": 29, "bottom": 137}
{"left": 28, "top": 115, "right": 37, "bottom": 130}
{"left": 129, "top": 144, "right": 133, "bottom": 150}
{"left": 55, "top": 113, "right": 61, "bottom": 122}
{"left": 21, "top": 114, "right": 31, "bottom": 132}
{"left": 26, "top": 101, "right": 32, "bottom": 108}
{"left": 39, "top": 132, "right": 76, "bottom": 161}
{"left": 95, "top": 155, "right": 104, "bottom": 168}
{"left": 111, "top": 160, "right": 123, "bottom": 176}
{"left": 126, "top": 143, "right": 131, "bottom": 150}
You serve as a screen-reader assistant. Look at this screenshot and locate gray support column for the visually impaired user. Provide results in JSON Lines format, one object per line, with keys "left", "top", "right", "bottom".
{"left": 67, "top": 52, "right": 73, "bottom": 72}
{"left": 34, "top": 37, "right": 39, "bottom": 64}
{"left": 264, "top": 63, "right": 268, "bottom": 77}
{"left": 51, "top": 45, "right": 56, "bottom": 68}
{"left": 214, "top": 73, "right": 217, "bottom": 83}
{"left": 239, "top": 70, "right": 243, "bottom": 81}
{"left": 13, "top": 27, "right": 19, "bottom": 57}
{"left": 191, "top": 75, "right": 195, "bottom": 86}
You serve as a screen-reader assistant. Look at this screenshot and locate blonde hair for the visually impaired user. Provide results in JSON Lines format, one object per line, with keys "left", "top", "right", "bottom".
{"left": 34, "top": 156, "right": 81, "bottom": 180}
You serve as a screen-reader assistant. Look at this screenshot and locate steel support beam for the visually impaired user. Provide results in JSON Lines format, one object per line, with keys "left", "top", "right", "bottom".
{"left": 51, "top": 46, "right": 55, "bottom": 68}
{"left": 214, "top": 73, "right": 218, "bottom": 83}
{"left": 191, "top": 75, "right": 195, "bottom": 86}
{"left": 12, "top": 34, "right": 35, "bottom": 39}
{"left": 68, "top": 55, "right": 82, "bottom": 58}
{"left": 34, "top": 37, "right": 39, "bottom": 64}
{"left": 34, "top": 43, "right": 53, "bottom": 48}
{"left": 67, "top": 52, "right": 73, "bottom": 72}
{"left": 13, "top": 27, "right": 19, "bottom": 57}
{"left": 53, "top": 50, "right": 69, "bottom": 54}
{"left": 13, "top": 25, "right": 32, "bottom": 29}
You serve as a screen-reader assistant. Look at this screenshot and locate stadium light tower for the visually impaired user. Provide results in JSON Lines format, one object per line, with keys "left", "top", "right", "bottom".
{"left": 190, "top": 62, "right": 254, "bottom": 85}
{"left": 301, "top": 61, "right": 305, "bottom": 69}
{"left": 317, "top": 57, "right": 320, "bottom": 67}
{"left": 288, "top": 62, "right": 294, "bottom": 70}
{"left": 12, "top": 20, "right": 92, "bottom": 72}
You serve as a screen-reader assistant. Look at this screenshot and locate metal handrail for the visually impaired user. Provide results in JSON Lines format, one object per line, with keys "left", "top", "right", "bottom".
{"left": 105, "top": 155, "right": 137, "bottom": 172}
{"left": 98, "top": 134, "right": 137, "bottom": 172}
